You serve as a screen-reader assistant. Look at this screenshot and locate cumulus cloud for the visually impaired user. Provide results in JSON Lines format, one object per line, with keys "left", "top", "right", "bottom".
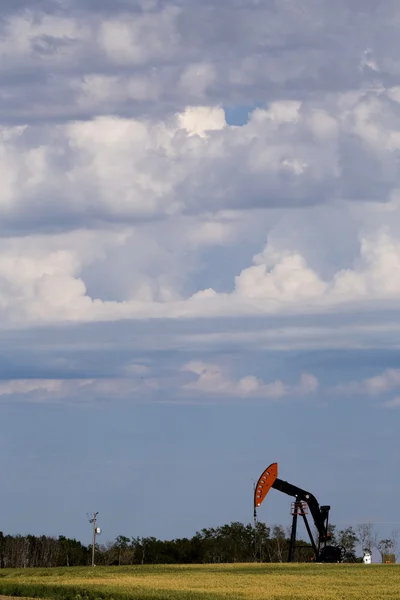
{"left": 0, "top": 379, "right": 63, "bottom": 396}
{"left": 98, "top": 6, "right": 180, "bottom": 66}
{"left": 0, "top": 363, "right": 319, "bottom": 404}
{"left": 337, "top": 368, "right": 400, "bottom": 397}
{"left": 3, "top": 0, "right": 400, "bottom": 123}
{"left": 1, "top": 222, "right": 400, "bottom": 326}
{"left": 181, "top": 361, "right": 318, "bottom": 399}
{"left": 231, "top": 229, "right": 400, "bottom": 308}
{"left": 0, "top": 375, "right": 159, "bottom": 403}
{"left": 333, "top": 366, "right": 400, "bottom": 410}
{"left": 0, "top": 0, "right": 400, "bottom": 357}
{"left": 4, "top": 88, "right": 400, "bottom": 236}
{"left": 180, "top": 228, "right": 400, "bottom": 321}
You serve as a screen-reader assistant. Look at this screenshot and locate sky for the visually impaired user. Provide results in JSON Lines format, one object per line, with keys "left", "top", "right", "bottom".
{"left": 1, "top": 0, "right": 400, "bottom": 553}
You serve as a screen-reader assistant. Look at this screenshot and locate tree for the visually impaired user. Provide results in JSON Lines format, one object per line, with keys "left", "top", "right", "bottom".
{"left": 377, "top": 539, "right": 394, "bottom": 563}
{"left": 270, "top": 525, "right": 287, "bottom": 562}
{"left": 0, "top": 531, "right": 4, "bottom": 569}
{"left": 131, "top": 536, "right": 160, "bottom": 564}
{"left": 390, "top": 528, "right": 400, "bottom": 561}
{"left": 337, "top": 527, "right": 358, "bottom": 561}
{"left": 327, "top": 524, "right": 337, "bottom": 545}
{"left": 114, "top": 535, "right": 131, "bottom": 566}
{"left": 254, "top": 521, "right": 271, "bottom": 562}
{"left": 356, "top": 523, "right": 376, "bottom": 553}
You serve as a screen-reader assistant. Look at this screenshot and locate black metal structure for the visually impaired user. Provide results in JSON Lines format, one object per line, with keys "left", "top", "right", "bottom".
{"left": 271, "top": 476, "right": 344, "bottom": 563}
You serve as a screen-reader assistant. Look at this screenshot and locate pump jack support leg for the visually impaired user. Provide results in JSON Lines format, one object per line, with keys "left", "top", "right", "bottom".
{"left": 288, "top": 512, "right": 298, "bottom": 562}
{"left": 301, "top": 514, "right": 318, "bottom": 559}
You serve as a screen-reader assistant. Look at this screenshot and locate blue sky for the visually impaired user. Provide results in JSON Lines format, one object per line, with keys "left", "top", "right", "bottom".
{"left": 1, "top": 0, "right": 400, "bottom": 553}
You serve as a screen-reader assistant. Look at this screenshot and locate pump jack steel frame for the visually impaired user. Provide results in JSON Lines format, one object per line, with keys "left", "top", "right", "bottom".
{"left": 254, "top": 463, "right": 344, "bottom": 563}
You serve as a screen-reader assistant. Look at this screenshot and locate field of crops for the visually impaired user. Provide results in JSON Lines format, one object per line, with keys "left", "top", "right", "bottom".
{"left": 0, "top": 563, "right": 399, "bottom": 600}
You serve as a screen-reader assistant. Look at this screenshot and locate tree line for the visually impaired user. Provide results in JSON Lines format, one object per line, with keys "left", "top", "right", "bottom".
{"left": 0, "top": 522, "right": 397, "bottom": 568}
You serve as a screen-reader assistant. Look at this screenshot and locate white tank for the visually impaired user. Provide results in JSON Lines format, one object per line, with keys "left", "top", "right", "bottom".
{"left": 363, "top": 550, "right": 372, "bottom": 564}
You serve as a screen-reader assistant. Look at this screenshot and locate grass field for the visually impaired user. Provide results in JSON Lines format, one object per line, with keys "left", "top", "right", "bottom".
{"left": 0, "top": 563, "right": 399, "bottom": 600}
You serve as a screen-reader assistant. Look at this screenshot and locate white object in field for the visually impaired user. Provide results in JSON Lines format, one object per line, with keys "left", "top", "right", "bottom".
{"left": 363, "top": 550, "right": 372, "bottom": 564}
{"left": 95, "top": 527, "right": 101, "bottom": 534}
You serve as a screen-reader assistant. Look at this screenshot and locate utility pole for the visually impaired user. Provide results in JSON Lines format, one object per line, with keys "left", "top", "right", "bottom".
{"left": 253, "top": 480, "right": 257, "bottom": 562}
{"left": 88, "top": 512, "right": 99, "bottom": 567}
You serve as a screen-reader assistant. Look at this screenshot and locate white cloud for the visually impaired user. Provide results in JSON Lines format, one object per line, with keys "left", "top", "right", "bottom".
{"left": 382, "top": 396, "right": 400, "bottom": 409}
{"left": 1, "top": 88, "right": 400, "bottom": 231}
{"left": 177, "top": 106, "right": 226, "bottom": 138}
{"left": 0, "top": 13, "right": 90, "bottom": 63}
{"left": 0, "top": 376, "right": 159, "bottom": 403}
{"left": 4, "top": 87, "right": 400, "bottom": 231}
{"left": 338, "top": 369, "right": 400, "bottom": 397}
{"left": 75, "top": 74, "right": 161, "bottom": 107}
{"left": 0, "top": 363, "right": 319, "bottom": 405}
{"left": 98, "top": 7, "right": 180, "bottom": 65}
{"left": 365, "top": 370, "right": 400, "bottom": 395}
{"left": 124, "top": 363, "right": 150, "bottom": 376}
{"left": 234, "top": 246, "right": 328, "bottom": 303}
{"left": 1, "top": 221, "right": 400, "bottom": 327}
{"left": 1, "top": 1, "right": 400, "bottom": 351}
{"left": 0, "top": 379, "right": 63, "bottom": 396}
{"left": 2, "top": 1, "right": 400, "bottom": 125}
{"left": 334, "top": 367, "right": 400, "bottom": 409}
{"left": 298, "top": 373, "right": 319, "bottom": 395}
{"left": 179, "top": 63, "right": 216, "bottom": 99}
{"left": 181, "top": 361, "right": 318, "bottom": 399}
{"left": 177, "top": 229, "right": 400, "bottom": 320}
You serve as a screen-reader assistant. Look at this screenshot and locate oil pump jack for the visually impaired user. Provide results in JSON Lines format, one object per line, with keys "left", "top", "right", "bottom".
{"left": 254, "top": 463, "right": 345, "bottom": 563}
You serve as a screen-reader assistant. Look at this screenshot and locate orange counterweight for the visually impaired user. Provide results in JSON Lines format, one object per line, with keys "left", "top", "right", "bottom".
{"left": 254, "top": 462, "right": 278, "bottom": 508}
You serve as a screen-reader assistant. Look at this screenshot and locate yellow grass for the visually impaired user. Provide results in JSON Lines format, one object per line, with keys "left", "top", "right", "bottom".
{"left": 0, "top": 563, "right": 399, "bottom": 600}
